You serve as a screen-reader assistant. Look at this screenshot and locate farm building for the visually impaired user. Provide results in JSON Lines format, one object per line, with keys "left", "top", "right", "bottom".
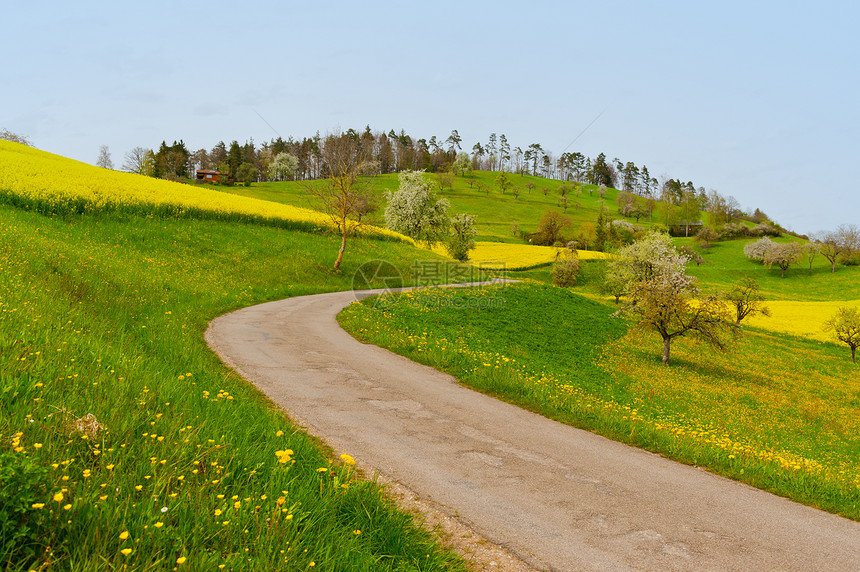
{"left": 196, "top": 169, "right": 225, "bottom": 183}
{"left": 670, "top": 220, "right": 704, "bottom": 236}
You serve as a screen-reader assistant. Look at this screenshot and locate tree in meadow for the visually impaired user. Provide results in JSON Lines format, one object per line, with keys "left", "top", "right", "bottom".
{"left": 452, "top": 152, "right": 471, "bottom": 177}
{"left": 306, "top": 132, "right": 376, "bottom": 270}
{"left": 496, "top": 171, "right": 512, "bottom": 195}
{"left": 535, "top": 209, "right": 571, "bottom": 245}
{"left": 824, "top": 307, "right": 860, "bottom": 363}
{"left": 610, "top": 232, "right": 738, "bottom": 365}
{"left": 694, "top": 227, "right": 720, "bottom": 248}
{"left": 726, "top": 276, "right": 771, "bottom": 325}
{"left": 446, "top": 213, "right": 477, "bottom": 261}
{"left": 762, "top": 242, "right": 803, "bottom": 278}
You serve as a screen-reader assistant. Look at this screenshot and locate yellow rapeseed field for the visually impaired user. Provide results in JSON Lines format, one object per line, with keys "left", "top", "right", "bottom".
{"left": 431, "top": 241, "right": 613, "bottom": 269}
{"left": 0, "top": 140, "right": 411, "bottom": 242}
{"left": 746, "top": 299, "right": 860, "bottom": 341}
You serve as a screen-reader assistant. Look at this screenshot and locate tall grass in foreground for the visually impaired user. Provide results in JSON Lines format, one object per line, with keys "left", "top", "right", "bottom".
{"left": 0, "top": 206, "right": 465, "bottom": 571}
{"left": 339, "top": 283, "right": 860, "bottom": 520}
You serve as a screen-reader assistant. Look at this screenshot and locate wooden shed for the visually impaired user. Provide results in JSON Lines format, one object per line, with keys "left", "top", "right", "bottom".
{"left": 196, "top": 169, "right": 225, "bottom": 183}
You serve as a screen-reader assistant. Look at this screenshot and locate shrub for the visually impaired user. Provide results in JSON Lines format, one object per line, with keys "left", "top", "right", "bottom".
{"left": 743, "top": 237, "right": 774, "bottom": 262}
{"left": 751, "top": 222, "right": 781, "bottom": 237}
{"left": 552, "top": 258, "right": 581, "bottom": 287}
{"left": 721, "top": 222, "right": 749, "bottom": 239}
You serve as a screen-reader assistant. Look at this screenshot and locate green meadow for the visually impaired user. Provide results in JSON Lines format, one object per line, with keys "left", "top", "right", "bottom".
{"left": 338, "top": 283, "right": 860, "bottom": 520}
{"left": 0, "top": 206, "right": 467, "bottom": 570}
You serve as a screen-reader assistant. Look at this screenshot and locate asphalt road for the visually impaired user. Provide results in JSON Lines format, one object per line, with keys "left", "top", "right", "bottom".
{"left": 205, "top": 286, "right": 860, "bottom": 571}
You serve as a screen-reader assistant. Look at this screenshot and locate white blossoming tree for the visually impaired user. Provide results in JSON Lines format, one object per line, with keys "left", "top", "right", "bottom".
{"left": 762, "top": 242, "right": 803, "bottom": 278}
{"left": 385, "top": 171, "right": 451, "bottom": 247}
{"left": 267, "top": 152, "right": 299, "bottom": 181}
{"left": 743, "top": 236, "right": 774, "bottom": 263}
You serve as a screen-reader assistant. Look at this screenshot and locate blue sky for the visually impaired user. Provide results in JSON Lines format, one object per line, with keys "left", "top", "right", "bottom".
{"left": 2, "top": 0, "right": 857, "bottom": 235}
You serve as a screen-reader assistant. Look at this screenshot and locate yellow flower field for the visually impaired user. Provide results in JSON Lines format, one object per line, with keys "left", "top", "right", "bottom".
{"left": 431, "top": 241, "right": 613, "bottom": 270}
{"left": 746, "top": 299, "right": 860, "bottom": 341}
{"left": 0, "top": 140, "right": 411, "bottom": 242}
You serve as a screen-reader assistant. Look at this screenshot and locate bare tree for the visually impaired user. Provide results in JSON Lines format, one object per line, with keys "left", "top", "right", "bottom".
{"left": 96, "top": 145, "right": 114, "bottom": 169}
{"left": 0, "top": 128, "right": 32, "bottom": 146}
{"left": 694, "top": 227, "right": 720, "bottom": 248}
{"left": 804, "top": 243, "right": 818, "bottom": 275}
{"left": 305, "top": 133, "right": 376, "bottom": 270}
{"left": 122, "top": 146, "right": 152, "bottom": 174}
{"left": 813, "top": 231, "right": 845, "bottom": 273}
{"left": 726, "top": 277, "right": 771, "bottom": 325}
{"left": 836, "top": 224, "right": 860, "bottom": 262}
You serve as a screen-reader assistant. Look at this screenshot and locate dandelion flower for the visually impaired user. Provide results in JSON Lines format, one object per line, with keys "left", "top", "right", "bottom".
{"left": 276, "top": 430, "right": 284, "bottom": 437}
{"left": 121, "top": 548, "right": 132, "bottom": 556}
{"left": 176, "top": 556, "right": 186, "bottom": 564}
{"left": 31, "top": 503, "right": 45, "bottom": 509}
{"left": 340, "top": 454, "right": 355, "bottom": 465}
{"left": 154, "top": 522, "right": 163, "bottom": 528}
{"left": 53, "top": 492, "right": 64, "bottom": 502}
{"left": 119, "top": 531, "right": 129, "bottom": 540}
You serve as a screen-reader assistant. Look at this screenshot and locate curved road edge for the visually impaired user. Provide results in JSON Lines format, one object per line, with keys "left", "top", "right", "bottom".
{"left": 205, "top": 283, "right": 860, "bottom": 571}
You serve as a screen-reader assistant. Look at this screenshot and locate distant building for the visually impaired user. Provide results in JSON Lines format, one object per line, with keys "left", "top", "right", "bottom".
{"left": 196, "top": 169, "right": 225, "bottom": 183}
{"left": 671, "top": 221, "right": 704, "bottom": 236}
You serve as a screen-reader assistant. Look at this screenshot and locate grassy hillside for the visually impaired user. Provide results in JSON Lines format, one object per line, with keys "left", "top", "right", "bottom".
{"left": 339, "top": 283, "right": 860, "bottom": 520}
{"left": 0, "top": 143, "right": 470, "bottom": 570}
{"left": 226, "top": 171, "right": 625, "bottom": 242}
{"left": 678, "top": 235, "right": 860, "bottom": 301}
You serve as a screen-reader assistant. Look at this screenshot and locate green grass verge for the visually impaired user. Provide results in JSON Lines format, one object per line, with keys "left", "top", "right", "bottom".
{"left": 338, "top": 283, "right": 860, "bottom": 521}
{"left": 0, "top": 205, "right": 467, "bottom": 571}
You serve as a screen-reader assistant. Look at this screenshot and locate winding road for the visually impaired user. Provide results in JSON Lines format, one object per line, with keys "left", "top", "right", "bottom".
{"left": 205, "top": 284, "right": 860, "bottom": 571}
